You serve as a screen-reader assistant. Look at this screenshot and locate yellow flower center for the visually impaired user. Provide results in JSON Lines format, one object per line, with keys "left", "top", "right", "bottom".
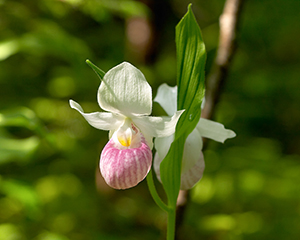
{"left": 116, "top": 118, "right": 136, "bottom": 147}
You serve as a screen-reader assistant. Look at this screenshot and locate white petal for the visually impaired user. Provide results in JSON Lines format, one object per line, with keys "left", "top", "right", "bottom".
{"left": 153, "top": 134, "right": 173, "bottom": 184}
{"left": 154, "top": 84, "right": 177, "bottom": 116}
{"left": 132, "top": 110, "right": 184, "bottom": 148}
{"left": 196, "top": 118, "right": 236, "bottom": 143}
{"left": 69, "top": 99, "right": 124, "bottom": 131}
{"left": 153, "top": 152, "right": 162, "bottom": 182}
{"left": 98, "top": 62, "right": 152, "bottom": 116}
{"left": 153, "top": 134, "right": 174, "bottom": 185}
{"left": 201, "top": 97, "right": 205, "bottom": 109}
{"left": 133, "top": 110, "right": 184, "bottom": 138}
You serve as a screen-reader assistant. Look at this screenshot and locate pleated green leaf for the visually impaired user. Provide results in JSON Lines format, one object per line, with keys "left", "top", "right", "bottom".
{"left": 160, "top": 4, "right": 206, "bottom": 207}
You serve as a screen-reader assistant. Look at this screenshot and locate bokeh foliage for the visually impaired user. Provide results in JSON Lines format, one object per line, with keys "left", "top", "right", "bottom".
{"left": 0, "top": 0, "right": 300, "bottom": 240}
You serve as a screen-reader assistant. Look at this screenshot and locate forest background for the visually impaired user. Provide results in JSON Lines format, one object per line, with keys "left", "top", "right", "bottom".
{"left": 0, "top": 0, "right": 300, "bottom": 239}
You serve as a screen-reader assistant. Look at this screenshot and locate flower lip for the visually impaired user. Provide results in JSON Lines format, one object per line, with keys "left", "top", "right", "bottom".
{"left": 100, "top": 130, "right": 152, "bottom": 189}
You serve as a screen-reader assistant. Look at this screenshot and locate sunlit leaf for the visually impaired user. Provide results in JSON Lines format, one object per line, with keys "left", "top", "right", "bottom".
{"left": 160, "top": 4, "right": 206, "bottom": 207}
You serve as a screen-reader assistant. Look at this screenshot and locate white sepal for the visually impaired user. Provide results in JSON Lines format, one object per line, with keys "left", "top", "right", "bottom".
{"left": 154, "top": 84, "right": 177, "bottom": 116}
{"left": 98, "top": 62, "right": 152, "bottom": 117}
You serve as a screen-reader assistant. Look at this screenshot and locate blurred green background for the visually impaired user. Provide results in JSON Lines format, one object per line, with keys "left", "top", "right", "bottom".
{"left": 0, "top": 0, "right": 300, "bottom": 239}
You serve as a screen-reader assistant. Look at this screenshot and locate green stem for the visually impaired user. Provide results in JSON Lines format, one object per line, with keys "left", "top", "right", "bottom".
{"left": 146, "top": 169, "right": 169, "bottom": 212}
{"left": 167, "top": 207, "right": 176, "bottom": 240}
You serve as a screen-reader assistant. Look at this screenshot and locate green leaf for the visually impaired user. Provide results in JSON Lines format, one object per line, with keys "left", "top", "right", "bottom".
{"left": 86, "top": 59, "right": 106, "bottom": 80}
{"left": 175, "top": 4, "right": 206, "bottom": 137}
{"left": 159, "top": 4, "right": 206, "bottom": 208}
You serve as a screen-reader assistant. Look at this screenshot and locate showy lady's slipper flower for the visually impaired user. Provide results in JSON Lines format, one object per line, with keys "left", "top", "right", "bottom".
{"left": 154, "top": 84, "right": 236, "bottom": 190}
{"left": 70, "top": 62, "right": 183, "bottom": 189}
